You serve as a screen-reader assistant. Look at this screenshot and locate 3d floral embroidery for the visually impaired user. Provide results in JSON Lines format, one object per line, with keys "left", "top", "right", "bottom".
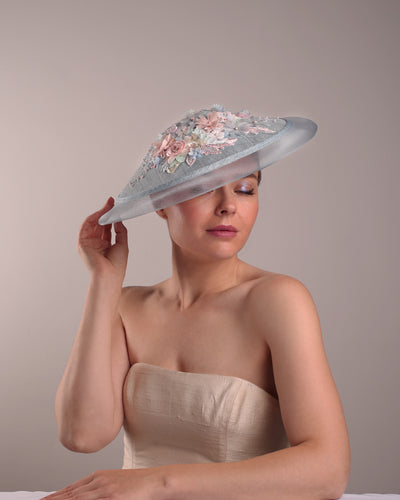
{"left": 130, "top": 105, "right": 279, "bottom": 186}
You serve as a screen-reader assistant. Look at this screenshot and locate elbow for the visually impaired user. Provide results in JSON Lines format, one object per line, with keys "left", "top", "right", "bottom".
{"left": 56, "top": 407, "right": 119, "bottom": 453}
{"left": 320, "top": 446, "right": 351, "bottom": 500}
{"left": 324, "top": 468, "right": 350, "bottom": 500}
{"left": 58, "top": 426, "right": 112, "bottom": 453}
{"left": 59, "top": 430, "right": 101, "bottom": 453}
{"left": 300, "top": 437, "right": 350, "bottom": 499}
{"left": 55, "top": 406, "right": 122, "bottom": 453}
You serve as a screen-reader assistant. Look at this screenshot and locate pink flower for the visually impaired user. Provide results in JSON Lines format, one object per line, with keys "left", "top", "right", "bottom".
{"left": 165, "top": 139, "right": 188, "bottom": 163}
{"left": 195, "top": 111, "right": 225, "bottom": 133}
{"left": 151, "top": 133, "right": 174, "bottom": 158}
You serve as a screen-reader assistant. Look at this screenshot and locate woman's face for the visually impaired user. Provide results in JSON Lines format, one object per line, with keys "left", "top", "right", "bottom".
{"left": 157, "top": 170, "right": 260, "bottom": 261}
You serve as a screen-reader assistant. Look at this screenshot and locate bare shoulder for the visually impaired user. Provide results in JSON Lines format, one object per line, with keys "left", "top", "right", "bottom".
{"left": 245, "top": 273, "right": 321, "bottom": 344}
{"left": 120, "top": 284, "right": 155, "bottom": 299}
{"left": 246, "top": 271, "right": 312, "bottom": 303}
{"left": 118, "top": 284, "right": 160, "bottom": 312}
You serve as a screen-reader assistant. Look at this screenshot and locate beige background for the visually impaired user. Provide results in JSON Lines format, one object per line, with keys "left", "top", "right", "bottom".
{"left": 1, "top": 0, "right": 399, "bottom": 494}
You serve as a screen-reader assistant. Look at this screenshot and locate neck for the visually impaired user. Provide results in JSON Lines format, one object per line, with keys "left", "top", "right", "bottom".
{"left": 167, "top": 243, "right": 243, "bottom": 310}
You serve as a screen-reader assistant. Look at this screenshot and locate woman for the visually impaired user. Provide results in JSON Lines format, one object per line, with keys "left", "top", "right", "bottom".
{"left": 44, "top": 106, "right": 350, "bottom": 500}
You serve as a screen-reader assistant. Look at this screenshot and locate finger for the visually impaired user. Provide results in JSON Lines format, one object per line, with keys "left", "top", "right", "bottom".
{"left": 40, "top": 480, "right": 90, "bottom": 498}
{"left": 79, "top": 198, "right": 114, "bottom": 239}
{"left": 83, "top": 197, "right": 115, "bottom": 227}
{"left": 40, "top": 474, "right": 96, "bottom": 499}
{"left": 42, "top": 489, "right": 98, "bottom": 500}
{"left": 101, "top": 222, "right": 112, "bottom": 243}
{"left": 92, "top": 197, "right": 115, "bottom": 221}
{"left": 114, "top": 221, "right": 128, "bottom": 246}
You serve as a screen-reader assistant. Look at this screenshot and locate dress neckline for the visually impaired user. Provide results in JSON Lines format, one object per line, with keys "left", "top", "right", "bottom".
{"left": 127, "top": 362, "right": 278, "bottom": 402}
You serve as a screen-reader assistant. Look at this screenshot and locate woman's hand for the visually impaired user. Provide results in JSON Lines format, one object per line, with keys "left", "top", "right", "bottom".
{"left": 41, "top": 468, "right": 167, "bottom": 500}
{"left": 78, "top": 197, "right": 129, "bottom": 282}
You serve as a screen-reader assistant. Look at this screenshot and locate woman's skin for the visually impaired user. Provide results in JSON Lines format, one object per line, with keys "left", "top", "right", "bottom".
{"left": 43, "top": 167, "right": 350, "bottom": 500}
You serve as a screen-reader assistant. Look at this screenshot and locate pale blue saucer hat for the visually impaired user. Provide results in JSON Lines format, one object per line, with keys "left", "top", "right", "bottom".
{"left": 99, "top": 104, "right": 317, "bottom": 225}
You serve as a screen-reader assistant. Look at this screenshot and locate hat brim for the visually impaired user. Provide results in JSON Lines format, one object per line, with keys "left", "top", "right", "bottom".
{"left": 99, "top": 116, "right": 317, "bottom": 225}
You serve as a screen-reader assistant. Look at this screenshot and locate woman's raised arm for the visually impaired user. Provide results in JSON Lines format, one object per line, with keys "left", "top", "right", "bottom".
{"left": 55, "top": 198, "right": 131, "bottom": 453}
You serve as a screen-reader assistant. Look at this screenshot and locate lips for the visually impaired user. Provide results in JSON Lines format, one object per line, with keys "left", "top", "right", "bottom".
{"left": 206, "top": 225, "right": 238, "bottom": 238}
{"left": 207, "top": 225, "right": 238, "bottom": 232}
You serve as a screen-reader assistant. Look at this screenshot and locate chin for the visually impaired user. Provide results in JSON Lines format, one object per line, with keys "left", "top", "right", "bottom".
{"left": 202, "top": 241, "right": 247, "bottom": 261}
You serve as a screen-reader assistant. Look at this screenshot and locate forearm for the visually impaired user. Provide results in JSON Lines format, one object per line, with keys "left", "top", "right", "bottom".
{"left": 161, "top": 441, "right": 349, "bottom": 500}
{"left": 55, "top": 275, "right": 122, "bottom": 447}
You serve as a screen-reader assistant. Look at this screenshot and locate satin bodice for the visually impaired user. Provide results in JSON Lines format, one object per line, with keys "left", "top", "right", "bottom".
{"left": 122, "top": 362, "right": 288, "bottom": 469}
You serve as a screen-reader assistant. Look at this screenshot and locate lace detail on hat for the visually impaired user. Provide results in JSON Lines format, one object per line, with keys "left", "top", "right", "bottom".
{"left": 130, "top": 105, "right": 281, "bottom": 186}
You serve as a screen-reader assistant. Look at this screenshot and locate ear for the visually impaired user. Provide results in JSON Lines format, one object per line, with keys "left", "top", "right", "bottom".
{"left": 156, "top": 209, "right": 168, "bottom": 220}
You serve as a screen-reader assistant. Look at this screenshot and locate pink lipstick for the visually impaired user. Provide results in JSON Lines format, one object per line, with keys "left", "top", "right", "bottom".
{"left": 206, "top": 225, "right": 238, "bottom": 238}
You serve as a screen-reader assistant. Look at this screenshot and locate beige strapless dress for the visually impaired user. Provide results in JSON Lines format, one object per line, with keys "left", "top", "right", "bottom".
{"left": 122, "top": 362, "right": 289, "bottom": 469}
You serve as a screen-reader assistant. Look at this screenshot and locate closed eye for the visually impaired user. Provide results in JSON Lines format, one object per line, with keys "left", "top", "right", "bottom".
{"left": 237, "top": 189, "right": 255, "bottom": 195}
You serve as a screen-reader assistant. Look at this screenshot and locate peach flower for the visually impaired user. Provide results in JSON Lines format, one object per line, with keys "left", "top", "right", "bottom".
{"left": 151, "top": 133, "right": 174, "bottom": 158}
{"left": 165, "top": 139, "right": 188, "bottom": 163}
{"left": 195, "top": 111, "right": 225, "bottom": 134}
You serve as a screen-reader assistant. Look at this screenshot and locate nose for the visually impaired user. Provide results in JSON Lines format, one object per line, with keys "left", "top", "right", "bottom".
{"left": 214, "top": 186, "right": 237, "bottom": 216}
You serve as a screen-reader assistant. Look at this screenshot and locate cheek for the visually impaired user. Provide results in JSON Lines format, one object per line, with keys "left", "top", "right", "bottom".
{"left": 173, "top": 199, "right": 206, "bottom": 225}
{"left": 164, "top": 204, "right": 202, "bottom": 243}
{"left": 244, "top": 199, "right": 259, "bottom": 225}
